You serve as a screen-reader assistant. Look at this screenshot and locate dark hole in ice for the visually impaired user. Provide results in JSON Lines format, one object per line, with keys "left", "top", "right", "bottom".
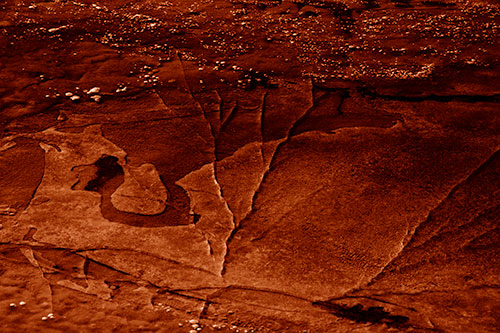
{"left": 79, "top": 155, "right": 190, "bottom": 227}
{"left": 84, "top": 156, "right": 124, "bottom": 192}
{"left": 421, "top": 0, "right": 455, "bottom": 7}
{"left": 313, "top": 301, "right": 410, "bottom": 328}
{"left": 192, "top": 213, "right": 201, "bottom": 224}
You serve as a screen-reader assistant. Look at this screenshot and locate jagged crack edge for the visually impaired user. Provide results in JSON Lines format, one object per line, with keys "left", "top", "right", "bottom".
{"left": 346, "top": 145, "right": 500, "bottom": 292}
{"left": 220, "top": 79, "right": 315, "bottom": 276}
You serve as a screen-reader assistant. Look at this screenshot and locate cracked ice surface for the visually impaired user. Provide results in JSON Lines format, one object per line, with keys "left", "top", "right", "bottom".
{"left": 10, "top": 127, "right": 221, "bottom": 276}
{"left": 2, "top": 0, "right": 500, "bottom": 330}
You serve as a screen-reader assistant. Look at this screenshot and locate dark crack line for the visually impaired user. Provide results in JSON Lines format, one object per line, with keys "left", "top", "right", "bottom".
{"left": 381, "top": 204, "right": 500, "bottom": 276}
{"left": 55, "top": 110, "right": 220, "bottom": 131}
{"left": 417, "top": 202, "right": 499, "bottom": 250}
{"left": 19, "top": 247, "right": 55, "bottom": 312}
{"left": 161, "top": 289, "right": 322, "bottom": 316}
{"left": 351, "top": 145, "right": 500, "bottom": 290}
{"left": 172, "top": 285, "right": 314, "bottom": 303}
{"left": 407, "top": 147, "right": 500, "bottom": 249}
{"left": 363, "top": 284, "right": 500, "bottom": 298}
{"left": 174, "top": 294, "right": 321, "bottom": 316}
{"left": 158, "top": 289, "right": 208, "bottom": 302}
{"left": 175, "top": 55, "right": 195, "bottom": 106}
{"left": 74, "top": 253, "right": 133, "bottom": 277}
{"left": 259, "top": 91, "right": 268, "bottom": 143}
{"left": 289, "top": 87, "right": 349, "bottom": 137}
{"left": 219, "top": 82, "right": 403, "bottom": 279}
{"left": 198, "top": 91, "right": 218, "bottom": 154}
{"left": 461, "top": 220, "right": 500, "bottom": 249}
{"left": 336, "top": 89, "right": 349, "bottom": 115}
{"left": 169, "top": 285, "right": 334, "bottom": 315}
{"left": 358, "top": 87, "right": 500, "bottom": 103}
{"left": 1, "top": 241, "right": 219, "bottom": 277}
{"left": 215, "top": 90, "right": 224, "bottom": 128}
{"left": 219, "top": 101, "right": 238, "bottom": 132}
{"left": 220, "top": 79, "right": 315, "bottom": 276}
{"left": 184, "top": 162, "right": 232, "bottom": 269}
{"left": 206, "top": 239, "right": 214, "bottom": 256}
{"left": 82, "top": 255, "right": 90, "bottom": 277}
{"left": 153, "top": 85, "right": 216, "bottom": 149}
{"left": 215, "top": 299, "right": 324, "bottom": 314}
{"left": 16, "top": 245, "right": 191, "bottom": 300}
{"left": 153, "top": 88, "right": 176, "bottom": 115}
{"left": 212, "top": 161, "right": 236, "bottom": 272}
{"left": 220, "top": 224, "right": 239, "bottom": 276}
{"left": 312, "top": 82, "right": 350, "bottom": 113}
{"left": 253, "top": 84, "right": 313, "bottom": 194}
{"left": 79, "top": 247, "right": 220, "bottom": 276}
{"left": 323, "top": 295, "right": 418, "bottom": 312}
{"left": 258, "top": 92, "right": 266, "bottom": 175}
{"left": 8, "top": 243, "right": 424, "bottom": 317}
{"left": 199, "top": 299, "right": 212, "bottom": 320}
{"left": 153, "top": 60, "right": 214, "bottom": 149}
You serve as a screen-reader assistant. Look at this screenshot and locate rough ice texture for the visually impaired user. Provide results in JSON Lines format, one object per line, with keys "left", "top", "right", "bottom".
{"left": 2, "top": 0, "right": 500, "bottom": 331}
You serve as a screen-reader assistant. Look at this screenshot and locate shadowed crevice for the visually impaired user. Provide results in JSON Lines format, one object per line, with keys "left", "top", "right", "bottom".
{"left": 313, "top": 301, "right": 410, "bottom": 328}
{"left": 358, "top": 87, "right": 500, "bottom": 103}
{"left": 76, "top": 155, "right": 190, "bottom": 227}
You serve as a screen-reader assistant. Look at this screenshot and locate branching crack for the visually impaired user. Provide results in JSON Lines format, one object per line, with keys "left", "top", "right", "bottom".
{"left": 348, "top": 145, "right": 500, "bottom": 291}
{"left": 221, "top": 80, "right": 315, "bottom": 276}
{"left": 20, "top": 247, "right": 54, "bottom": 313}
